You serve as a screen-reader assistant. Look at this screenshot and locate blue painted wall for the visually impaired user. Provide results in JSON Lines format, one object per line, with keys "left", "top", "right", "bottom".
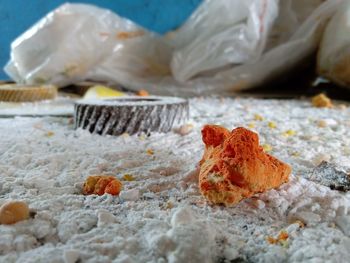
{"left": 0, "top": 0, "right": 202, "bottom": 80}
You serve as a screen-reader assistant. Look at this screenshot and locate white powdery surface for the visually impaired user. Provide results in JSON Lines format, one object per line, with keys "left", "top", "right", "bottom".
{"left": 1, "top": 97, "right": 350, "bottom": 263}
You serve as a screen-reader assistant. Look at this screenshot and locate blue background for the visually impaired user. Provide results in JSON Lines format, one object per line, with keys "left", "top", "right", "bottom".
{"left": 0, "top": 0, "right": 202, "bottom": 80}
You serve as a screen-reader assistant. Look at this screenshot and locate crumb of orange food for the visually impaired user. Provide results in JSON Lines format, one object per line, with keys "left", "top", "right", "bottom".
{"left": 266, "top": 230, "right": 289, "bottom": 245}
{"left": 311, "top": 93, "right": 333, "bottom": 108}
{"left": 83, "top": 175, "right": 122, "bottom": 196}
{"left": 136, "top": 89, "right": 149, "bottom": 96}
{"left": 146, "top": 149, "right": 154, "bottom": 155}
{"left": 199, "top": 125, "right": 291, "bottom": 206}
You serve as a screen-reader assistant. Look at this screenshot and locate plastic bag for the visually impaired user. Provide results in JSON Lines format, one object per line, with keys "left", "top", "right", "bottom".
{"left": 4, "top": 0, "right": 343, "bottom": 96}
{"left": 5, "top": 4, "right": 173, "bottom": 87}
{"left": 318, "top": 0, "right": 350, "bottom": 87}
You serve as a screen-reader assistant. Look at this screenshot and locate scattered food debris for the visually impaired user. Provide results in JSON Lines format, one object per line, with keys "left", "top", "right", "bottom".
{"left": 268, "top": 122, "right": 277, "bottom": 129}
{"left": 311, "top": 93, "right": 333, "bottom": 108}
{"left": 254, "top": 114, "right": 264, "bottom": 121}
{"left": 46, "top": 131, "right": 55, "bottom": 137}
{"left": 247, "top": 122, "right": 255, "bottom": 129}
{"left": 122, "top": 174, "right": 135, "bottom": 181}
{"left": 136, "top": 89, "right": 150, "bottom": 96}
{"left": 310, "top": 161, "right": 350, "bottom": 191}
{"left": 282, "top": 130, "right": 296, "bottom": 137}
{"left": 83, "top": 175, "right": 123, "bottom": 196}
{"left": 146, "top": 149, "right": 154, "bottom": 155}
{"left": 199, "top": 125, "right": 291, "bottom": 206}
{"left": 0, "top": 201, "right": 30, "bottom": 225}
{"left": 266, "top": 230, "right": 289, "bottom": 245}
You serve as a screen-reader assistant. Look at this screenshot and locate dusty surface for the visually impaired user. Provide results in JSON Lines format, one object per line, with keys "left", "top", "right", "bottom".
{"left": 1, "top": 97, "right": 350, "bottom": 263}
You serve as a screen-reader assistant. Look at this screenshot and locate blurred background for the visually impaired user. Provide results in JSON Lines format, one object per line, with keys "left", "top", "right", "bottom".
{"left": 0, "top": 0, "right": 203, "bottom": 80}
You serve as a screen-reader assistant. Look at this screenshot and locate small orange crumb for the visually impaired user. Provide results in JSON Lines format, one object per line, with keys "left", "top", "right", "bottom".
{"left": 83, "top": 175, "right": 122, "bottom": 196}
{"left": 104, "top": 180, "right": 123, "bottom": 195}
{"left": 267, "top": 230, "right": 289, "bottom": 245}
{"left": 267, "top": 236, "right": 277, "bottom": 244}
{"left": 278, "top": 231, "right": 289, "bottom": 241}
{"left": 311, "top": 93, "right": 333, "bottom": 108}
{"left": 146, "top": 149, "right": 154, "bottom": 155}
{"left": 137, "top": 89, "right": 149, "bottom": 96}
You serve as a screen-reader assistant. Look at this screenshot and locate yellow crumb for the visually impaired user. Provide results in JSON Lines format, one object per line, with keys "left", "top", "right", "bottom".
{"left": 262, "top": 144, "right": 272, "bottom": 152}
{"left": 283, "top": 130, "right": 296, "bottom": 137}
{"left": 254, "top": 114, "right": 264, "bottom": 121}
{"left": 268, "top": 121, "right": 277, "bottom": 129}
{"left": 122, "top": 174, "right": 135, "bottom": 181}
{"left": 247, "top": 123, "right": 255, "bottom": 129}
{"left": 291, "top": 151, "right": 300, "bottom": 157}
{"left": 46, "top": 131, "right": 54, "bottom": 137}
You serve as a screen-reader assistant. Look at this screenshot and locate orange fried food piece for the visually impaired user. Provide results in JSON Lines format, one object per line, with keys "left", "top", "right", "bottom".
{"left": 199, "top": 125, "right": 291, "bottom": 206}
{"left": 311, "top": 93, "right": 332, "bottom": 108}
{"left": 83, "top": 175, "right": 122, "bottom": 196}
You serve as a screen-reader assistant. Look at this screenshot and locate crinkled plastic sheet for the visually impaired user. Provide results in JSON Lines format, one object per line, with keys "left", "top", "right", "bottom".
{"left": 4, "top": 0, "right": 344, "bottom": 96}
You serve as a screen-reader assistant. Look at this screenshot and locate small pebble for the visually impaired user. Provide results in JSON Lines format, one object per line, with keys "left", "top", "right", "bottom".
{"left": 177, "top": 124, "right": 194, "bottom": 136}
{"left": 64, "top": 250, "right": 80, "bottom": 263}
{"left": 97, "top": 210, "right": 116, "bottom": 226}
{"left": 120, "top": 189, "right": 140, "bottom": 201}
{"left": 317, "top": 119, "right": 337, "bottom": 128}
{"left": 312, "top": 153, "right": 331, "bottom": 165}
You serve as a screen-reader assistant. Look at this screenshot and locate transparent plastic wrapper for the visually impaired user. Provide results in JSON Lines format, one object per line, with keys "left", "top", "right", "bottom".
{"left": 4, "top": 0, "right": 344, "bottom": 96}
{"left": 5, "top": 3, "right": 173, "bottom": 88}
{"left": 318, "top": 0, "right": 350, "bottom": 87}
